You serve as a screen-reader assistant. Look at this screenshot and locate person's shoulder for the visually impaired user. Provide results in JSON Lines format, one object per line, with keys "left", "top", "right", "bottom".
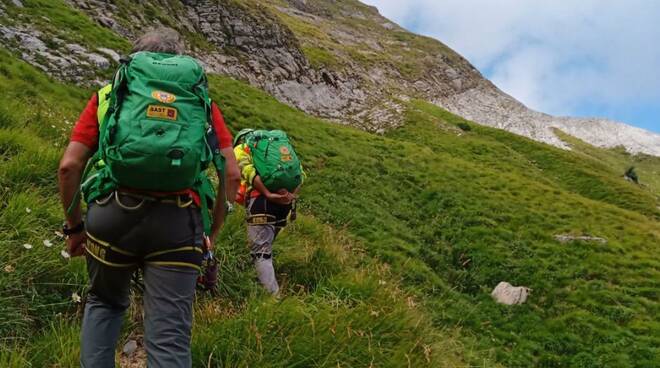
{"left": 235, "top": 143, "right": 250, "bottom": 154}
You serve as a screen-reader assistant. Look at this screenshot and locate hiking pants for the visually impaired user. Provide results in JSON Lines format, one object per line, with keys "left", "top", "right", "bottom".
{"left": 246, "top": 196, "right": 290, "bottom": 295}
{"left": 80, "top": 193, "right": 203, "bottom": 368}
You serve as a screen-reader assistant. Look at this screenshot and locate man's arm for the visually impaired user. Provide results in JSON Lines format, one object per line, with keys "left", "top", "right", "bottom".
{"left": 221, "top": 147, "right": 240, "bottom": 204}
{"left": 207, "top": 177, "right": 226, "bottom": 250}
{"left": 253, "top": 176, "right": 293, "bottom": 205}
{"left": 58, "top": 141, "right": 92, "bottom": 256}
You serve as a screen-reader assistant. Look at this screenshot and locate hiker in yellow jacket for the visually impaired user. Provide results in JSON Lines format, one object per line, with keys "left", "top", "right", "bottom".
{"left": 233, "top": 129, "right": 303, "bottom": 294}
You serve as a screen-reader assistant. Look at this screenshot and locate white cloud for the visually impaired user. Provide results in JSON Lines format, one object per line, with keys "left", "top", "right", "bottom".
{"left": 363, "top": 0, "right": 660, "bottom": 120}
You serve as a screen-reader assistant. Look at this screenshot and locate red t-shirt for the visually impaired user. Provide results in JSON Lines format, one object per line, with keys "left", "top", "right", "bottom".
{"left": 71, "top": 93, "right": 233, "bottom": 204}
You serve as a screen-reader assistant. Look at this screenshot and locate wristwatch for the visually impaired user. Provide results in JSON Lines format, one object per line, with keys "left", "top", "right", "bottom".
{"left": 62, "top": 221, "right": 85, "bottom": 236}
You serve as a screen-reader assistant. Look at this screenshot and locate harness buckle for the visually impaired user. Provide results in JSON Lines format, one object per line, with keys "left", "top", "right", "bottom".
{"left": 177, "top": 195, "right": 194, "bottom": 208}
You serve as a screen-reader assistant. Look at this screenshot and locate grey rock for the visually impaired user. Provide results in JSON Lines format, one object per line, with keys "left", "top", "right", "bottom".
{"left": 435, "top": 81, "right": 660, "bottom": 156}
{"left": 382, "top": 22, "right": 396, "bottom": 30}
{"left": 491, "top": 282, "right": 530, "bottom": 305}
{"left": 554, "top": 234, "right": 607, "bottom": 244}
{"left": 65, "top": 43, "right": 86, "bottom": 54}
{"left": 122, "top": 339, "right": 138, "bottom": 355}
{"left": 85, "top": 53, "right": 110, "bottom": 69}
{"left": 97, "top": 47, "right": 120, "bottom": 63}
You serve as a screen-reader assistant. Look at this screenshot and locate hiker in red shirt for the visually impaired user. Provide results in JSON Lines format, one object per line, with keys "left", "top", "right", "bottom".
{"left": 58, "top": 27, "right": 240, "bottom": 367}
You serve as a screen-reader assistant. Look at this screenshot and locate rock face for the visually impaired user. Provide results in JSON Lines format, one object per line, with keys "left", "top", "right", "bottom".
{"left": 0, "top": 24, "right": 113, "bottom": 84}
{"left": 3, "top": 0, "right": 659, "bottom": 156}
{"left": 436, "top": 80, "right": 660, "bottom": 156}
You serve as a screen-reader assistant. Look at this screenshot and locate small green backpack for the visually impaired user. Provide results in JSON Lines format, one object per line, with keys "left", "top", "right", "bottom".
{"left": 99, "top": 51, "right": 214, "bottom": 192}
{"left": 244, "top": 130, "right": 302, "bottom": 192}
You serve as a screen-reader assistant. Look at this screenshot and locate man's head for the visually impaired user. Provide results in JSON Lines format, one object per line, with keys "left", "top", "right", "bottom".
{"left": 234, "top": 128, "right": 254, "bottom": 147}
{"left": 132, "top": 27, "right": 185, "bottom": 54}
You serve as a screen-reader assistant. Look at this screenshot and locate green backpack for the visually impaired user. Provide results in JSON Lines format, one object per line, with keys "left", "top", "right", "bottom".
{"left": 244, "top": 130, "right": 302, "bottom": 192}
{"left": 79, "top": 51, "right": 221, "bottom": 232}
{"left": 99, "top": 51, "right": 214, "bottom": 191}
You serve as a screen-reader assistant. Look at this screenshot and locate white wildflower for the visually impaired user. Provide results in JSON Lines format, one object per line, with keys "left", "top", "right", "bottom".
{"left": 25, "top": 207, "right": 31, "bottom": 213}
{"left": 60, "top": 249, "right": 71, "bottom": 259}
{"left": 22, "top": 243, "right": 33, "bottom": 249}
{"left": 54, "top": 231, "right": 64, "bottom": 238}
{"left": 43, "top": 239, "right": 53, "bottom": 247}
{"left": 4, "top": 265, "right": 15, "bottom": 273}
{"left": 71, "top": 292, "right": 81, "bottom": 303}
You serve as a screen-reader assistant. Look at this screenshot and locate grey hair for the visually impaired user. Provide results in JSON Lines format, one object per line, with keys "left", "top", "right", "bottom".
{"left": 131, "top": 27, "right": 185, "bottom": 54}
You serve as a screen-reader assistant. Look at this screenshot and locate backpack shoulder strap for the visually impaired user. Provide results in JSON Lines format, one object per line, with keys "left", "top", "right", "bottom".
{"left": 96, "top": 84, "right": 113, "bottom": 126}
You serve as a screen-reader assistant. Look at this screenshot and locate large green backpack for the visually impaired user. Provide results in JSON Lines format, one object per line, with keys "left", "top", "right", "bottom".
{"left": 78, "top": 52, "right": 221, "bottom": 233}
{"left": 98, "top": 51, "right": 214, "bottom": 191}
{"left": 244, "top": 130, "right": 302, "bottom": 192}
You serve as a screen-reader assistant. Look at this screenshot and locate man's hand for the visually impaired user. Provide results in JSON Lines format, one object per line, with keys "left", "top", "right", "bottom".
{"left": 204, "top": 235, "right": 214, "bottom": 252}
{"left": 66, "top": 232, "right": 86, "bottom": 257}
{"left": 58, "top": 142, "right": 92, "bottom": 230}
{"left": 267, "top": 191, "right": 294, "bottom": 205}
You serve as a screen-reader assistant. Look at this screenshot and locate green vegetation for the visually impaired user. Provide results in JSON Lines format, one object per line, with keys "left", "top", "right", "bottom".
{"left": 211, "top": 78, "right": 659, "bottom": 367}
{"left": 0, "top": 49, "right": 467, "bottom": 367}
{"left": 1, "top": 1, "right": 659, "bottom": 366}
{"left": 554, "top": 129, "right": 660, "bottom": 196}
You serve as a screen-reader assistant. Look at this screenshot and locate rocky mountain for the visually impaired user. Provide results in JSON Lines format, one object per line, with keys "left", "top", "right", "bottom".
{"left": 1, "top": 0, "right": 658, "bottom": 156}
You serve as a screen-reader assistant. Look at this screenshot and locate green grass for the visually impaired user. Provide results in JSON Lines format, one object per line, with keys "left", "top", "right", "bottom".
{"left": 554, "top": 129, "right": 660, "bottom": 196}
{"left": 0, "top": 48, "right": 468, "bottom": 367}
{"left": 209, "top": 76, "right": 659, "bottom": 367}
{"left": 0, "top": 2, "right": 659, "bottom": 365}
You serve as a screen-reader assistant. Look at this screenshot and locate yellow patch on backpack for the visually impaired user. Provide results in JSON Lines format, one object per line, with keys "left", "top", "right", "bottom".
{"left": 151, "top": 90, "right": 177, "bottom": 103}
{"left": 280, "top": 146, "right": 292, "bottom": 162}
{"left": 147, "top": 105, "right": 177, "bottom": 121}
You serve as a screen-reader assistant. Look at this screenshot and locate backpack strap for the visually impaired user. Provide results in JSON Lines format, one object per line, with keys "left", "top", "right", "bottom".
{"left": 66, "top": 61, "right": 130, "bottom": 216}
{"left": 98, "top": 58, "right": 130, "bottom": 159}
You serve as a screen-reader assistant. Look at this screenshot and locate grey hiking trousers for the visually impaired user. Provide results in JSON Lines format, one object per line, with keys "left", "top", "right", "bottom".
{"left": 80, "top": 193, "right": 203, "bottom": 368}
{"left": 246, "top": 196, "right": 290, "bottom": 295}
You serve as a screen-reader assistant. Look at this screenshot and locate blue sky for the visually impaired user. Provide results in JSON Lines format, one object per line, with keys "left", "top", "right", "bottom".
{"left": 363, "top": 0, "right": 660, "bottom": 133}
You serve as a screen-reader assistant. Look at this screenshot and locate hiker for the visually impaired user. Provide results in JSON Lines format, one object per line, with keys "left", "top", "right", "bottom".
{"left": 233, "top": 129, "right": 304, "bottom": 295}
{"left": 57, "top": 27, "right": 239, "bottom": 368}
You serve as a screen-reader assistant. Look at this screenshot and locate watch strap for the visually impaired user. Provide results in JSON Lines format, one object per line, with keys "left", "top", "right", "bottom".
{"left": 63, "top": 221, "right": 85, "bottom": 236}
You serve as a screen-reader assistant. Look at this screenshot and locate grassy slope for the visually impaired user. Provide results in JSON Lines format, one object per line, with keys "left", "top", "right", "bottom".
{"left": 0, "top": 49, "right": 467, "bottom": 367}
{"left": 554, "top": 129, "right": 660, "bottom": 197}
{"left": 1, "top": 1, "right": 659, "bottom": 366}
{"left": 212, "top": 78, "right": 659, "bottom": 367}
{"left": 1, "top": 48, "right": 659, "bottom": 367}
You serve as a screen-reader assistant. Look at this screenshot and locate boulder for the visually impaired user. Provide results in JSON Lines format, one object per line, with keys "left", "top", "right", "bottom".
{"left": 491, "top": 281, "right": 530, "bottom": 305}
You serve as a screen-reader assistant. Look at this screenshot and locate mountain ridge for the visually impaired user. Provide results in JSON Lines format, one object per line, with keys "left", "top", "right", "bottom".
{"left": 2, "top": 0, "right": 656, "bottom": 156}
